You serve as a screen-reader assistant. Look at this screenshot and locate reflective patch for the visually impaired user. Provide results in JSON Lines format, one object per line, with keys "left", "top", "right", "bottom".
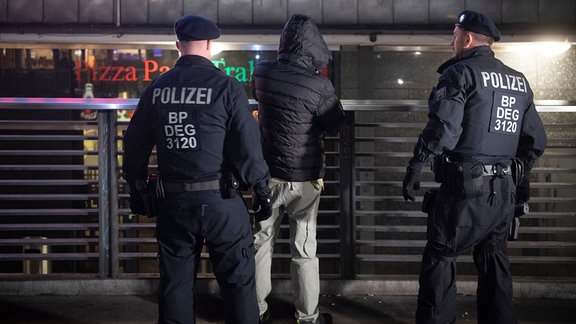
{"left": 162, "top": 109, "right": 200, "bottom": 151}
{"left": 489, "top": 91, "right": 524, "bottom": 136}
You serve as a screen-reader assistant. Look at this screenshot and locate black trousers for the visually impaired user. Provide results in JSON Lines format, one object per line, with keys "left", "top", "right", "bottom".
{"left": 416, "top": 175, "right": 518, "bottom": 324}
{"left": 155, "top": 190, "right": 258, "bottom": 324}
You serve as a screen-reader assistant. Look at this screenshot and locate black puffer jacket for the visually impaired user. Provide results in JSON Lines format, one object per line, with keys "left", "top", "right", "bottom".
{"left": 251, "top": 14, "right": 345, "bottom": 181}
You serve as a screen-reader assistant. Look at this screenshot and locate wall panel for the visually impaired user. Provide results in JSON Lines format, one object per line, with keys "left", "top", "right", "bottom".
{"left": 288, "top": 0, "right": 322, "bottom": 23}
{"left": 502, "top": 0, "right": 539, "bottom": 24}
{"left": 0, "top": 0, "right": 7, "bottom": 23}
{"left": 79, "top": 0, "right": 115, "bottom": 24}
{"left": 183, "top": 0, "right": 217, "bottom": 21}
{"left": 323, "top": 0, "right": 357, "bottom": 25}
{"left": 394, "top": 0, "right": 428, "bottom": 24}
{"left": 148, "top": 0, "right": 182, "bottom": 25}
{"left": 358, "top": 0, "right": 393, "bottom": 25}
{"left": 462, "top": 0, "right": 502, "bottom": 23}
{"left": 218, "top": 0, "right": 253, "bottom": 24}
{"left": 429, "top": 0, "right": 464, "bottom": 24}
{"left": 539, "top": 0, "right": 576, "bottom": 25}
{"left": 120, "top": 0, "right": 147, "bottom": 24}
{"left": 253, "top": 0, "right": 288, "bottom": 25}
{"left": 7, "top": 0, "right": 42, "bottom": 23}
{"left": 44, "top": 0, "right": 78, "bottom": 24}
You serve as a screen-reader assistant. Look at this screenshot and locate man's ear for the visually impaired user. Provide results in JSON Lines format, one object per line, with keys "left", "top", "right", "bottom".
{"left": 464, "top": 33, "right": 475, "bottom": 48}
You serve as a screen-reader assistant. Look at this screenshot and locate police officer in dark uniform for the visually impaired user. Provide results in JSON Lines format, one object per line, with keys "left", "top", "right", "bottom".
{"left": 123, "top": 15, "right": 272, "bottom": 324}
{"left": 402, "top": 10, "right": 547, "bottom": 324}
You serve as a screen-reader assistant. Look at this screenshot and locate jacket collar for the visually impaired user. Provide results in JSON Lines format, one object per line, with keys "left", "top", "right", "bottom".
{"left": 174, "top": 54, "right": 215, "bottom": 68}
{"left": 437, "top": 45, "right": 494, "bottom": 73}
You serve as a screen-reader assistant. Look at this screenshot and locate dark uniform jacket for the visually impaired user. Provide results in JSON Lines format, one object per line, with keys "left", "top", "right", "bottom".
{"left": 410, "top": 46, "right": 547, "bottom": 170}
{"left": 123, "top": 55, "right": 270, "bottom": 194}
{"left": 251, "top": 14, "right": 345, "bottom": 182}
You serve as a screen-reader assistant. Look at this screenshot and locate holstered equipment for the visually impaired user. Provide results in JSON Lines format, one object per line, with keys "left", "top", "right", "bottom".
{"left": 221, "top": 170, "right": 240, "bottom": 199}
{"left": 509, "top": 202, "right": 529, "bottom": 241}
{"left": 509, "top": 216, "right": 520, "bottom": 241}
{"left": 433, "top": 155, "right": 483, "bottom": 198}
{"left": 433, "top": 154, "right": 511, "bottom": 199}
{"left": 508, "top": 158, "right": 528, "bottom": 241}
{"left": 511, "top": 158, "right": 525, "bottom": 186}
{"left": 422, "top": 189, "right": 438, "bottom": 214}
{"left": 134, "top": 174, "right": 159, "bottom": 218}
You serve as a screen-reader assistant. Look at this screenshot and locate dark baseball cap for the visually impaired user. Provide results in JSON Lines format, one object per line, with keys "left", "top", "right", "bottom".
{"left": 174, "top": 15, "right": 221, "bottom": 41}
{"left": 456, "top": 10, "right": 501, "bottom": 41}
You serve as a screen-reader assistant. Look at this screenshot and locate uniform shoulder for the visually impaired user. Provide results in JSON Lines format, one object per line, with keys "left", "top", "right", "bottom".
{"left": 439, "top": 61, "right": 472, "bottom": 86}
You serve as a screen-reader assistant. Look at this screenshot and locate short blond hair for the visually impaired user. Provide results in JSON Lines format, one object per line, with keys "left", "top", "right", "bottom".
{"left": 470, "top": 32, "right": 495, "bottom": 46}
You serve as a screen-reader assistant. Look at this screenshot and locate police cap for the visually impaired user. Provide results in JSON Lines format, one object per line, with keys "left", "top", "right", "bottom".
{"left": 456, "top": 10, "right": 501, "bottom": 41}
{"left": 174, "top": 15, "right": 220, "bottom": 41}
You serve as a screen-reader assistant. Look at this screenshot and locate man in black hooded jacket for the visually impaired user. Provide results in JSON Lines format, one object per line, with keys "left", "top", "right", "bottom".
{"left": 251, "top": 14, "right": 345, "bottom": 324}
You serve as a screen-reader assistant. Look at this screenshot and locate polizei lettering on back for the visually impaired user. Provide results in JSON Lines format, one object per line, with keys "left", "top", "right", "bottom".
{"left": 152, "top": 87, "right": 213, "bottom": 105}
{"left": 481, "top": 72, "right": 527, "bottom": 93}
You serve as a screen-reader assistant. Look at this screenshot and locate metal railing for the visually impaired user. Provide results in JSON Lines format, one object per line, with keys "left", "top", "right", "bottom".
{"left": 0, "top": 98, "right": 575, "bottom": 280}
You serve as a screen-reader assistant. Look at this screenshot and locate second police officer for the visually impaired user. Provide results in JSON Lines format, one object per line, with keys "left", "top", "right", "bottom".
{"left": 123, "top": 15, "right": 272, "bottom": 324}
{"left": 402, "top": 10, "right": 547, "bottom": 324}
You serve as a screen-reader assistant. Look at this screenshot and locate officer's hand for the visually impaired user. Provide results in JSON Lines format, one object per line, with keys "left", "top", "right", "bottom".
{"left": 516, "top": 176, "right": 530, "bottom": 203}
{"left": 253, "top": 192, "right": 272, "bottom": 222}
{"left": 129, "top": 192, "right": 147, "bottom": 215}
{"left": 402, "top": 167, "right": 421, "bottom": 201}
{"left": 128, "top": 180, "right": 147, "bottom": 215}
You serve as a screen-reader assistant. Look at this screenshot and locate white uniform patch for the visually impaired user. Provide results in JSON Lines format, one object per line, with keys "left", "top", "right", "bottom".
{"left": 490, "top": 91, "right": 524, "bottom": 136}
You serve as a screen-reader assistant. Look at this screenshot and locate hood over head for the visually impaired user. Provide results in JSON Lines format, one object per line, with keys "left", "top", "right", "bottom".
{"left": 278, "top": 14, "right": 330, "bottom": 70}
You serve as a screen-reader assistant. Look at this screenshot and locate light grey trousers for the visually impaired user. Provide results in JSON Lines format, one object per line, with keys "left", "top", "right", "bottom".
{"left": 253, "top": 178, "right": 323, "bottom": 322}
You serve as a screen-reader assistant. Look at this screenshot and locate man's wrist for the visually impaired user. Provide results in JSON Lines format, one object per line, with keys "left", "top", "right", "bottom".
{"left": 408, "top": 158, "right": 427, "bottom": 172}
{"left": 254, "top": 182, "right": 271, "bottom": 197}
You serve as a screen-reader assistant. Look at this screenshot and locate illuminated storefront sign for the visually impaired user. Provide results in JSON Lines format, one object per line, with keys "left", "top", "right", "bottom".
{"left": 74, "top": 58, "right": 256, "bottom": 83}
{"left": 212, "top": 59, "right": 255, "bottom": 83}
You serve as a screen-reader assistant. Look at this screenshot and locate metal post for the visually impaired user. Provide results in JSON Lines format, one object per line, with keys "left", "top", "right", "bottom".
{"left": 98, "top": 110, "right": 112, "bottom": 278}
{"left": 339, "top": 111, "right": 356, "bottom": 279}
{"left": 109, "top": 111, "right": 119, "bottom": 278}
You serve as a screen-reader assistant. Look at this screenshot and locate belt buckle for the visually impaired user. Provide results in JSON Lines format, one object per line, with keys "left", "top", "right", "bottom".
{"left": 490, "top": 164, "right": 510, "bottom": 176}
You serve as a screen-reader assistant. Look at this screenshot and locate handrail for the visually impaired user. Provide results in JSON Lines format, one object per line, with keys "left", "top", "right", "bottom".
{"left": 1, "top": 97, "right": 576, "bottom": 112}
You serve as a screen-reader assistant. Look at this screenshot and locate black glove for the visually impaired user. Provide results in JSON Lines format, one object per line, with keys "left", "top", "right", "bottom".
{"left": 516, "top": 176, "right": 530, "bottom": 204}
{"left": 253, "top": 192, "right": 272, "bottom": 222}
{"left": 129, "top": 189, "right": 147, "bottom": 215}
{"left": 402, "top": 167, "right": 421, "bottom": 201}
{"left": 128, "top": 179, "right": 149, "bottom": 216}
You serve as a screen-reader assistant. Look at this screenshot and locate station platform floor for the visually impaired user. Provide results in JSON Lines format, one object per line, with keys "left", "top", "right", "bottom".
{"left": 1, "top": 278, "right": 575, "bottom": 323}
{"left": 2, "top": 293, "right": 576, "bottom": 323}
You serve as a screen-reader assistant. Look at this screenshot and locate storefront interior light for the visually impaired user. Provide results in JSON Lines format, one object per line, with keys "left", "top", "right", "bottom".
{"left": 210, "top": 42, "right": 226, "bottom": 56}
{"left": 536, "top": 42, "right": 572, "bottom": 55}
{"left": 502, "top": 41, "right": 572, "bottom": 56}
